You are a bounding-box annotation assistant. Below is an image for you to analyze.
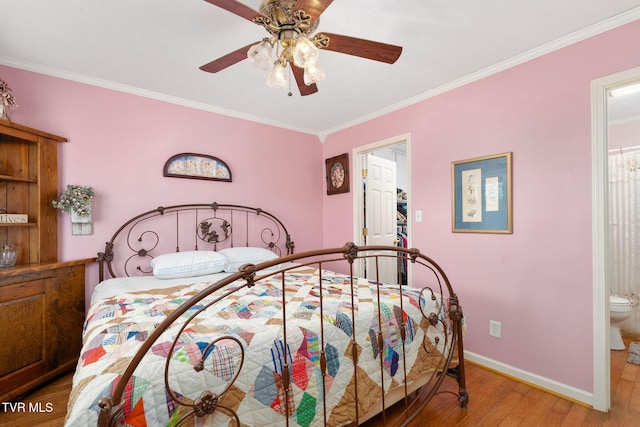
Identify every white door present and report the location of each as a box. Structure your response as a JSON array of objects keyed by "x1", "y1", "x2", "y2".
[{"x1": 365, "y1": 154, "x2": 398, "y2": 284}]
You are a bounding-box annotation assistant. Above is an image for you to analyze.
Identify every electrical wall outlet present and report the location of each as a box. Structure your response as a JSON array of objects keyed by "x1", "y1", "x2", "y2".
[{"x1": 489, "y1": 320, "x2": 501, "y2": 338}]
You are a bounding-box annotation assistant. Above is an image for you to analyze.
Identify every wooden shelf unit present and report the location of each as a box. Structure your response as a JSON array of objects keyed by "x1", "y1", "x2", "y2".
[{"x1": 0, "y1": 118, "x2": 66, "y2": 265}]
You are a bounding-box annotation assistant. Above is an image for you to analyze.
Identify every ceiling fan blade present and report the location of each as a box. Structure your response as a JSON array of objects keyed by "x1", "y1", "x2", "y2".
[
  {"x1": 203, "y1": 0, "x2": 263, "y2": 22},
  {"x1": 291, "y1": 64, "x2": 318, "y2": 96},
  {"x1": 293, "y1": 0, "x2": 334, "y2": 22},
  {"x1": 316, "y1": 32, "x2": 402, "y2": 64},
  {"x1": 200, "y1": 42, "x2": 256, "y2": 73}
]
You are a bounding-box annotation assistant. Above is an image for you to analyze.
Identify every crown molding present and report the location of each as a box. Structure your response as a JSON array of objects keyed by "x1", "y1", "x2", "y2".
[
  {"x1": 321, "y1": 8, "x2": 640, "y2": 139},
  {"x1": 0, "y1": 56, "x2": 320, "y2": 137}
]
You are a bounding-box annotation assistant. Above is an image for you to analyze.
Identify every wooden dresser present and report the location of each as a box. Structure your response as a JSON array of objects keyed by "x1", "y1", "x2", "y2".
[
  {"x1": 0, "y1": 260, "x2": 93, "y2": 401},
  {"x1": 0, "y1": 119, "x2": 94, "y2": 400}
]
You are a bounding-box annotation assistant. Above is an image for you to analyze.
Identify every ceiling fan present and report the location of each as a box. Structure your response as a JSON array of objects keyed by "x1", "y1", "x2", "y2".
[{"x1": 200, "y1": 0, "x2": 403, "y2": 96}]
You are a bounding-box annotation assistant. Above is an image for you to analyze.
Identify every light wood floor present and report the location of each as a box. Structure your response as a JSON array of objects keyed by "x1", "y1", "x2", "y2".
[{"x1": 1, "y1": 338, "x2": 638, "y2": 426}]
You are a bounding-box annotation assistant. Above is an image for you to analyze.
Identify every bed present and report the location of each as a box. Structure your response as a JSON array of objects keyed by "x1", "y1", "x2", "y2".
[{"x1": 64, "y1": 203, "x2": 467, "y2": 426}]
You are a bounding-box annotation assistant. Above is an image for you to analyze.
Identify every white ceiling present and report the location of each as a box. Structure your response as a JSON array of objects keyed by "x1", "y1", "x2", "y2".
[{"x1": 2, "y1": 1, "x2": 640, "y2": 137}]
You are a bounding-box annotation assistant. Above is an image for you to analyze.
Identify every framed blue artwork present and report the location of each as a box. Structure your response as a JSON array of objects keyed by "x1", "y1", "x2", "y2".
[
  {"x1": 163, "y1": 153, "x2": 232, "y2": 182},
  {"x1": 452, "y1": 152, "x2": 512, "y2": 233}
]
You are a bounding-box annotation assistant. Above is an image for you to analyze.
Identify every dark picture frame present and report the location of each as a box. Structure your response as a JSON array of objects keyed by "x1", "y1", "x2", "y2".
[
  {"x1": 325, "y1": 153, "x2": 350, "y2": 195},
  {"x1": 163, "y1": 153, "x2": 232, "y2": 182},
  {"x1": 452, "y1": 152, "x2": 512, "y2": 233}
]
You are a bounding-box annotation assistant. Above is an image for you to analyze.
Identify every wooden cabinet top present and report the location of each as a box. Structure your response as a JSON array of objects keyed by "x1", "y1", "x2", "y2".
[
  {"x1": 0, "y1": 118, "x2": 68, "y2": 143},
  {"x1": 0, "y1": 258, "x2": 95, "y2": 280}
]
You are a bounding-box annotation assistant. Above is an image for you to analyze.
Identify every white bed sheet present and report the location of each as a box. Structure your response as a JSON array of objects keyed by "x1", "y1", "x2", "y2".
[
  {"x1": 90, "y1": 272, "x2": 234, "y2": 303},
  {"x1": 91, "y1": 262, "x2": 299, "y2": 303}
]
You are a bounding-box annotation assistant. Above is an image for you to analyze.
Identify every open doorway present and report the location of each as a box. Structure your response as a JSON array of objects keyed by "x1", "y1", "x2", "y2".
[
  {"x1": 592, "y1": 66, "x2": 640, "y2": 412},
  {"x1": 607, "y1": 81, "x2": 640, "y2": 345},
  {"x1": 352, "y1": 134, "x2": 411, "y2": 283}
]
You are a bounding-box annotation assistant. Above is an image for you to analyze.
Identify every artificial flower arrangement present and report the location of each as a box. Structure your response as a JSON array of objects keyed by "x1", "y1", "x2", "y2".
[
  {"x1": 627, "y1": 293, "x2": 640, "y2": 308},
  {"x1": 52, "y1": 185, "x2": 95, "y2": 217},
  {"x1": 0, "y1": 78, "x2": 17, "y2": 120}
]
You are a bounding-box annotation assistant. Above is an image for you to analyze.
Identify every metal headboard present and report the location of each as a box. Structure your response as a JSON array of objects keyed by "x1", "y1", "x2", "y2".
[{"x1": 97, "y1": 202, "x2": 294, "y2": 280}]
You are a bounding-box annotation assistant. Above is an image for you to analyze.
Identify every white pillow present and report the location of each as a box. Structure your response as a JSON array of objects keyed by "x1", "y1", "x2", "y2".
[
  {"x1": 218, "y1": 247, "x2": 279, "y2": 272},
  {"x1": 150, "y1": 251, "x2": 228, "y2": 279}
]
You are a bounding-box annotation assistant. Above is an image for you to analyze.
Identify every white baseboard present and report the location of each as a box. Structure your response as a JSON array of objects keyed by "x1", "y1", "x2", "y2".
[{"x1": 464, "y1": 350, "x2": 594, "y2": 407}]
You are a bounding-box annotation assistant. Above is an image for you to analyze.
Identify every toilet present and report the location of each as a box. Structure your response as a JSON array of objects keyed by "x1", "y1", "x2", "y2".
[{"x1": 610, "y1": 296, "x2": 633, "y2": 350}]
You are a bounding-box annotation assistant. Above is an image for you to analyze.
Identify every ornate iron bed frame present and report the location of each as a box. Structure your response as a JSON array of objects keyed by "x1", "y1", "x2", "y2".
[
  {"x1": 89, "y1": 203, "x2": 467, "y2": 426},
  {"x1": 97, "y1": 202, "x2": 295, "y2": 281}
]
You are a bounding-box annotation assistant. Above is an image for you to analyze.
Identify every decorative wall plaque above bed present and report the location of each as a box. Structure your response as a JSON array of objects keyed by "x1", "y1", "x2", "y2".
[{"x1": 163, "y1": 153, "x2": 232, "y2": 182}]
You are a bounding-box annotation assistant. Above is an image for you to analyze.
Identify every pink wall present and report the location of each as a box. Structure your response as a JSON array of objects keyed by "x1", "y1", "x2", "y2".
[
  {"x1": 322, "y1": 20, "x2": 640, "y2": 394},
  {"x1": 0, "y1": 65, "x2": 324, "y2": 298}
]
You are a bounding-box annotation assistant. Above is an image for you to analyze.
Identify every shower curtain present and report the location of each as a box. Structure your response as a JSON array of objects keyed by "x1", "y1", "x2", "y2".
[{"x1": 609, "y1": 149, "x2": 640, "y2": 335}]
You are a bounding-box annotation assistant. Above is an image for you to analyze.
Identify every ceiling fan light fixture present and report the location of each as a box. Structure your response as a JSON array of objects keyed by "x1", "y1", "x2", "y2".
[
  {"x1": 267, "y1": 60, "x2": 289, "y2": 89},
  {"x1": 303, "y1": 62, "x2": 325, "y2": 85},
  {"x1": 247, "y1": 39, "x2": 274, "y2": 71},
  {"x1": 292, "y1": 35, "x2": 319, "y2": 68},
  {"x1": 201, "y1": 0, "x2": 402, "y2": 96}
]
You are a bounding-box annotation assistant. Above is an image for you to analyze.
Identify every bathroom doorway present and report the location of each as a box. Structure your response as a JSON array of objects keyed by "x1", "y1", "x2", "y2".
[
  {"x1": 607, "y1": 86, "x2": 640, "y2": 339},
  {"x1": 592, "y1": 66, "x2": 640, "y2": 412}
]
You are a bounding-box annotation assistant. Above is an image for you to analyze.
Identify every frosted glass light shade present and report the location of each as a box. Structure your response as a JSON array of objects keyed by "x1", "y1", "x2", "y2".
[
  {"x1": 293, "y1": 36, "x2": 319, "y2": 68},
  {"x1": 303, "y1": 63, "x2": 325, "y2": 85},
  {"x1": 247, "y1": 41, "x2": 273, "y2": 70},
  {"x1": 267, "y1": 62, "x2": 289, "y2": 88}
]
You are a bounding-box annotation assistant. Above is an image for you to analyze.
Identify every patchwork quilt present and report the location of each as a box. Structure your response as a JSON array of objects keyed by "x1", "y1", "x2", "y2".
[{"x1": 65, "y1": 267, "x2": 452, "y2": 427}]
